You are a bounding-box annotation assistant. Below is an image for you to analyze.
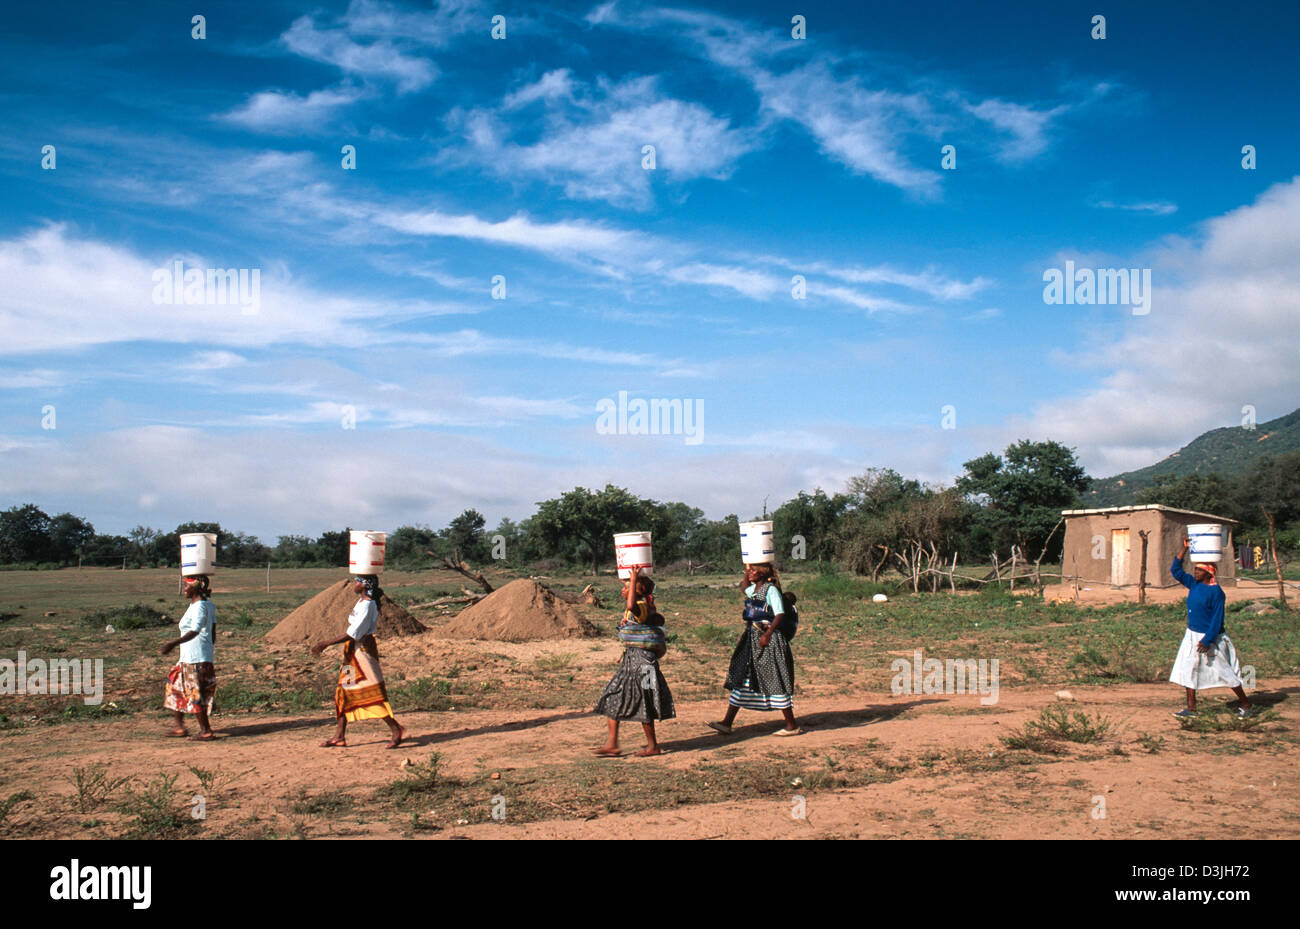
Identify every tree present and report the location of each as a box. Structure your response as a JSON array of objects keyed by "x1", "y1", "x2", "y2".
[
  {"x1": 315, "y1": 530, "x2": 350, "y2": 567},
  {"x1": 683, "y1": 514, "x2": 741, "y2": 571},
  {"x1": 47, "y1": 512, "x2": 95, "y2": 564},
  {"x1": 532, "y1": 485, "x2": 659, "y2": 574},
  {"x1": 0, "y1": 504, "x2": 52, "y2": 564},
  {"x1": 1137, "y1": 473, "x2": 1239, "y2": 519},
  {"x1": 957, "y1": 440, "x2": 1090, "y2": 560},
  {"x1": 1238, "y1": 451, "x2": 1300, "y2": 607},
  {"x1": 444, "y1": 509, "x2": 489, "y2": 563},
  {"x1": 772, "y1": 489, "x2": 850, "y2": 565}
]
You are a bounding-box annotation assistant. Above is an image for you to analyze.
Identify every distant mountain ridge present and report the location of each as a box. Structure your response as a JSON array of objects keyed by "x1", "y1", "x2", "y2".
[{"x1": 1083, "y1": 407, "x2": 1300, "y2": 507}]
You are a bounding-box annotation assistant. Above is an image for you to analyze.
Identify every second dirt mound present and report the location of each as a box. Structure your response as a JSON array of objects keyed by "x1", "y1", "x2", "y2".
[
  {"x1": 440, "y1": 579, "x2": 599, "y2": 641},
  {"x1": 265, "y1": 579, "x2": 427, "y2": 647}
]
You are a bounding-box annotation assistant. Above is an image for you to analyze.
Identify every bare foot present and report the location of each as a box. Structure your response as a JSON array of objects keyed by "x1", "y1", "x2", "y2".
[
  {"x1": 592, "y1": 746, "x2": 622, "y2": 757},
  {"x1": 634, "y1": 746, "x2": 663, "y2": 757},
  {"x1": 192, "y1": 732, "x2": 216, "y2": 742},
  {"x1": 385, "y1": 724, "x2": 406, "y2": 750},
  {"x1": 320, "y1": 737, "x2": 347, "y2": 748}
]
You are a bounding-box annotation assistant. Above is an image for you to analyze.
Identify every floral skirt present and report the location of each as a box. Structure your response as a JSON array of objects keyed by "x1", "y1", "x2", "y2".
[{"x1": 164, "y1": 661, "x2": 216, "y2": 715}]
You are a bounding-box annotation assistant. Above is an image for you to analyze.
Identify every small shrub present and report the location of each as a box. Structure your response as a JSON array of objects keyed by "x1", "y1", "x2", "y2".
[
  {"x1": 69, "y1": 764, "x2": 132, "y2": 813},
  {"x1": 118, "y1": 774, "x2": 193, "y2": 838},
  {"x1": 1137, "y1": 732, "x2": 1165, "y2": 753},
  {"x1": 0, "y1": 790, "x2": 34, "y2": 826},
  {"x1": 1001, "y1": 705, "x2": 1112, "y2": 752},
  {"x1": 378, "y1": 754, "x2": 444, "y2": 803},
  {"x1": 289, "y1": 788, "x2": 355, "y2": 816}
]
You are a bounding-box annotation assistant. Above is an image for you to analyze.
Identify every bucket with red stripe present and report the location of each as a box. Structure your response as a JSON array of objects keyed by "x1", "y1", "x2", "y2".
[
  {"x1": 349, "y1": 530, "x2": 386, "y2": 573},
  {"x1": 614, "y1": 531, "x2": 653, "y2": 579}
]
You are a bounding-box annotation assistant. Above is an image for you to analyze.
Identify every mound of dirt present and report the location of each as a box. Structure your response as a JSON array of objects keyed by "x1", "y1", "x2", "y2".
[
  {"x1": 439, "y1": 579, "x2": 599, "y2": 641},
  {"x1": 265, "y1": 579, "x2": 426, "y2": 647}
]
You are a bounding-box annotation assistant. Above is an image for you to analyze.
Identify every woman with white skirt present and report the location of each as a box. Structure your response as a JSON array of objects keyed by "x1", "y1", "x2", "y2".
[{"x1": 1168, "y1": 538, "x2": 1253, "y2": 719}]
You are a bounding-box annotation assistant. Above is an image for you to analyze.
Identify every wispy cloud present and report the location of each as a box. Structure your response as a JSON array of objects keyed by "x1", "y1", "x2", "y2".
[{"x1": 448, "y1": 71, "x2": 757, "y2": 208}]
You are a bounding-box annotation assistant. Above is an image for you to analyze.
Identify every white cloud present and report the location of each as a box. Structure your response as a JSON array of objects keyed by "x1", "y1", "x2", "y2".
[
  {"x1": 1094, "y1": 199, "x2": 1178, "y2": 216},
  {"x1": 282, "y1": 13, "x2": 438, "y2": 93},
  {"x1": 1020, "y1": 176, "x2": 1300, "y2": 476},
  {"x1": 0, "y1": 224, "x2": 477, "y2": 355},
  {"x1": 220, "y1": 85, "x2": 369, "y2": 133},
  {"x1": 964, "y1": 98, "x2": 1066, "y2": 164},
  {"x1": 450, "y1": 73, "x2": 756, "y2": 208}
]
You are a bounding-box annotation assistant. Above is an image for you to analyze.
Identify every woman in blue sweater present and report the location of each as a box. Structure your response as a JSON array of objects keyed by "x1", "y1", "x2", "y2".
[{"x1": 1169, "y1": 538, "x2": 1253, "y2": 719}]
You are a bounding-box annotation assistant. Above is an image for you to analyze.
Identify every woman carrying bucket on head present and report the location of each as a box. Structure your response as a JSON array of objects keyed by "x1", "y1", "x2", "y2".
[
  {"x1": 593, "y1": 534, "x2": 675, "y2": 757},
  {"x1": 160, "y1": 567, "x2": 218, "y2": 741},
  {"x1": 709, "y1": 522, "x2": 801, "y2": 736},
  {"x1": 312, "y1": 574, "x2": 405, "y2": 749}
]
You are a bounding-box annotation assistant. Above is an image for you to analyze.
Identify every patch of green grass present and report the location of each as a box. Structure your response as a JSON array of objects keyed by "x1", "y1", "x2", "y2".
[
  {"x1": 218, "y1": 680, "x2": 327, "y2": 713},
  {"x1": 533, "y1": 653, "x2": 576, "y2": 672},
  {"x1": 692, "y1": 624, "x2": 733, "y2": 644},
  {"x1": 289, "y1": 788, "x2": 356, "y2": 816},
  {"x1": 69, "y1": 764, "x2": 133, "y2": 813},
  {"x1": 377, "y1": 754, "x2": 449, "y2": 804},
  {"x1": 389, "y1": 675, "x2": 452, "y2": 712},
  {"x1": 1137, "y1": 731, "x2": 1166, "y2": 753},
  {"x1": 186, "y1": 764, "x2": 251, "y2": 800},
  {"x1": 1177, "y1": 704, "x2": 1281, "y2": 733},
  {"x1": 1001, "y1": 705, "x2": 1112, "y2": 752},
  {"x1": 117, "y1": 773, "x2": 195, "y2": 838},
  {"x1": 0, "y1": 790, "x2": 34, "y2": 826},
  {"x1": 81, "y1": 603, "x2": 171, "y2": 630}
]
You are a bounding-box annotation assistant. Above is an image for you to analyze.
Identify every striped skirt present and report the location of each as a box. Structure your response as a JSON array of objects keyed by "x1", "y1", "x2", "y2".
[
  {"x1": 725, "y1": 624, "x2": 795, "y2": 711},
  {"x1": 335, "y1": 636, "x2": 394, "y2": 722}
]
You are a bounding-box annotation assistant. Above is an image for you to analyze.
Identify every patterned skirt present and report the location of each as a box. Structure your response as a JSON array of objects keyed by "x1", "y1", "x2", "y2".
[
  {"x1": 164, "y1": 661, "x2": 216, "y2": 715},
  {"x1": 725, "y1": 624, "x2": 795, "y2": 711},
  {"x1": 335, "y1": 636, "x2": 394, "y2": 722},
  {"x1": 594, "y1": 648, "x2": 676, "y2": 722}
]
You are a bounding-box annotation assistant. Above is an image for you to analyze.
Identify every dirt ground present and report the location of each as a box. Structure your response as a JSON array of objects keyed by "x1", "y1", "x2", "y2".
[{"x1": 6, "y1": 679, "x2": 1297, "y2": 840}]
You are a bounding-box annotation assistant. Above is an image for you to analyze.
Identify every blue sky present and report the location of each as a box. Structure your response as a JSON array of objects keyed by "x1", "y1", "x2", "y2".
[{"x1": 2, "y1": 0, "x2": 1298, "y2": 540}]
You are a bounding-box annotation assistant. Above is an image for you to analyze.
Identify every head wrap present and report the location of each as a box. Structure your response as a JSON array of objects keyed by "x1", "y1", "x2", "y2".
[
  {"x1": 1195, "y1": 562, "x2": 1217, "y2": 577},
  {"x1": 354, "y1": 574, "x2": 382, "y2": 601},
  {"x1": 183, "y1": 575, "x2": 211, "y2": 600}
]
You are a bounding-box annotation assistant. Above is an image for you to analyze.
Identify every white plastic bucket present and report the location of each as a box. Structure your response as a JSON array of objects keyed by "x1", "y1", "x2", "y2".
[
  {"x1": 180, "y1": 533, "x2": 217, "y2": 576},
  {"x1": 614, "y1": 531, "x2": 653, "y2": 579},
  {"x1": 739, "y1": 520, "x2": 775, "y2": 564},
  {"x1": 1187, "y1": 523, "x2": 1224, "y2": 563},
  {"x1": 349, "y1": 530, "x2": 386, "y2": 574}
]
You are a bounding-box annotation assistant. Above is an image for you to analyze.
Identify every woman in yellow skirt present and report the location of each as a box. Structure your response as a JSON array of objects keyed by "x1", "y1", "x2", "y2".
[{"x1": 311, "y1": 575, "x2": 405, "y2": 749}]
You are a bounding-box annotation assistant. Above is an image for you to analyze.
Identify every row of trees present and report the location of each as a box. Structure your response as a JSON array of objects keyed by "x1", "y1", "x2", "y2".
[{"x1": 4, "y1": 443, "x2": 1297, "y2": 575}]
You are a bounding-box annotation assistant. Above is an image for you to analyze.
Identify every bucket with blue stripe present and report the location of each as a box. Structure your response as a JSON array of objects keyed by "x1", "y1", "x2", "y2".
[{"x1": 739, "y1": 520, "x2": 775, "y2": 564}]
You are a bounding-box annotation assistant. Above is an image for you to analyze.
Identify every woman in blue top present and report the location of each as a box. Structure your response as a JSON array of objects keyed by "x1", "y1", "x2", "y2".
[
  {"x1": 160, "y1": 574, "x2": 217, "y2": 740},
  {"x1": 709, "y1": 563, "x2": 801, "y2": 736},
  {"x1": 1169, "y1": 537, "x2": 1253, "y2": 719}
]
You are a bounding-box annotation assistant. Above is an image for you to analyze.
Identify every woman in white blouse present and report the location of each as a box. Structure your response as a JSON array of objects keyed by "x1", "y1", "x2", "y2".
[{"x1": 311, "y1": 575, "x2": 405, "y2": 749}]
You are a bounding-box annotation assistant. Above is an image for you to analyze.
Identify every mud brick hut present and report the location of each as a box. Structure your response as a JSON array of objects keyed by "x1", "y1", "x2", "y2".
[{"x1": 1060, "y1": 505, "x2": 1237, "y2": 588}]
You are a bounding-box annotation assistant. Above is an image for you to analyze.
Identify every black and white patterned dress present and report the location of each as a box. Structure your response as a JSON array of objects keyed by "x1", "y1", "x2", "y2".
[
  {"x1": 724, "y1": 582, "x2": 795, "y2": 710},
  {"x1": 594, "y1": 601, "x2": 676, "y2": 722}
]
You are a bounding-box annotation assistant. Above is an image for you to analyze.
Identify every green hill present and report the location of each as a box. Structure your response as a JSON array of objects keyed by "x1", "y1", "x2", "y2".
[{"x1": 1083, "y1": 407, "x2": 1300, "y2": 507}]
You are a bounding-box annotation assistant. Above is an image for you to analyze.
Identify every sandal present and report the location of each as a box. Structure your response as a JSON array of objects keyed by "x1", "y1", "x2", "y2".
[
  {"x1": 773, "y1": 727, "x2": 804, "y2": 737},
  {"x1": 320, "y1": 737, "x2": 347, "y2": 748},
  {"x1": 707, "y1": 721, "x2": 733, "y2": 735}
]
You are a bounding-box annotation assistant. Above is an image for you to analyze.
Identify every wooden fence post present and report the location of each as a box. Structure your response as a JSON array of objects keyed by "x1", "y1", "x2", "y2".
[{"x1": 1137, "y1": 530, "x2": 1149, "y2": 605}]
